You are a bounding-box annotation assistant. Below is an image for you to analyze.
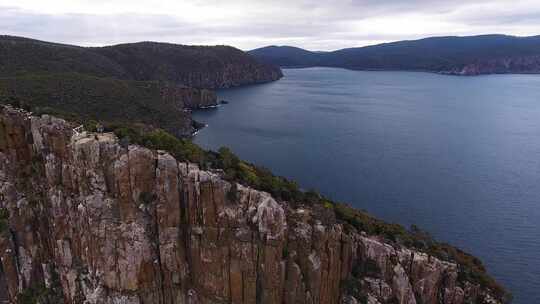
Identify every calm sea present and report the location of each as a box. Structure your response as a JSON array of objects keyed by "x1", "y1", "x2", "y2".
[{"x1": 193, "y1": 67, "x2": 540, "y2": 303}]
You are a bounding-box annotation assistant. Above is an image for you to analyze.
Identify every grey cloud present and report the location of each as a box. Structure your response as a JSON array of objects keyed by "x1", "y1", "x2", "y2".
[
  {"x1": 452, "y1": 10, "x2": 540, "y2": 26},
  {"x1": 1, "y1": 1, "x2": 539, "y2": 51}
]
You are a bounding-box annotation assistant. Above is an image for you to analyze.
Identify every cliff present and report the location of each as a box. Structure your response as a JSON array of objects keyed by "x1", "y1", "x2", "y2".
[
  {"x1": 0, "y1": 36, "x2": 284, "y2": 137},
  {"x1": 0, "y1": 36, "x2": 283, "y2": 89},
  {"x1": 95, "y1": 42, "x2": 283, "y2": 89},
  {"x1": 0, "y1": 106, "x2": 505, "y2": 304},
  {"x1": 160, "y1": 85, "x2": 217, "y2": 109}
]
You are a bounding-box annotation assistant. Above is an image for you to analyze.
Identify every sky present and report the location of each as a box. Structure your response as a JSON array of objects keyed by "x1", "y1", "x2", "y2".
[{"x1": 1, "y1": 0, "x2": 540, "y2": 51}]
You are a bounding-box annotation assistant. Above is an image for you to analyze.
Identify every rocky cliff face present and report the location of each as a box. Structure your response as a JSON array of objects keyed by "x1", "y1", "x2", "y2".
[
  {"x1": 0, "y1": 106, "x2": 503, "y2": 304},
  {"x1": 161, "y1": 86, "x2": 218, "y2": 110},
  {"x1": 441, "y1": 56, "x2": 540, "y2": 76},
  {"x1": 94, "y1": 43, "x2": 283, "y2": 89},
  {"x1": 170, "y1": 63, "x2": 284, "y2": 89}
]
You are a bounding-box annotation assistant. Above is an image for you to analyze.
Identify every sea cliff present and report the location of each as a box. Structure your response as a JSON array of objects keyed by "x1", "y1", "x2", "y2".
[
  {"x1": 0, "y1": 106, "x2": 505, "y2": 304},
  {"x1": 440, "y1": 55, "x2": 540, "y2": 75},
  {"x1": 0, "y1": 36, "x2": 284, "y2": 125}
]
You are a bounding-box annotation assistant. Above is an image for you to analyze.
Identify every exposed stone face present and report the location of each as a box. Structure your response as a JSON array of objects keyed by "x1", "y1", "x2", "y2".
[
  {"x1": 161, "y1": 86, "x2": 218, "y2": 110},
  {"x1": 93, "y1": 42, "x2": 284, "y2": 90},
  {"x1": 441, "y1": 55, "x2": 540, "y2": 75},
  {"x1": 0, "y1": 106, "x2": 503, "y2": 304},
  {"x1": 173, "y1": 63, "x2": 284, "y2": 89}
]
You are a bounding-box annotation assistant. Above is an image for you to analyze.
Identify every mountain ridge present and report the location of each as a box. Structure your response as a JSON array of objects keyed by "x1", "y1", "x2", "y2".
[
  {"x1": 0, "y1": 35, "x2": 282, "y2": 137},
  {"x1": 0, "y1": 35, "x2": 283, "y2": 89},
  {"x1": 249, "y1": 34, "x2": 540, "y2": 75}
]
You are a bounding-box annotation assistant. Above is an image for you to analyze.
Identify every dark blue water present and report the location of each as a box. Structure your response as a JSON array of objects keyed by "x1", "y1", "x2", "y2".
[{"x1": 193, "y1": 67, "x2": 540, "y2": 304}]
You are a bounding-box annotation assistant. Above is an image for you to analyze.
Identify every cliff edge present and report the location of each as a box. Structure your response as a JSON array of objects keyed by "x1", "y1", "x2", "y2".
[{"x1": 0, "y1": 106, "x2": 506, "y2": 304}]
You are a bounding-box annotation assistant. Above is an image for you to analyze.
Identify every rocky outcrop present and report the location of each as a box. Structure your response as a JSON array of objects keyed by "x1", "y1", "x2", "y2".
[
  {"x1": 441, "y1": 56, "x2": 540, "y2": 76},
  {"x1": 161, "y1": 86, "x2": 218, "y2": 109},
  {"x1": 95, "y1": 42, "x2": 283, "y2": 89},
  {"x1": 170, "y1": 62, "x2": 283, "y2": 89},
  {"x1": 0, "y1": 106, "x2": 504, "y2": 304}
]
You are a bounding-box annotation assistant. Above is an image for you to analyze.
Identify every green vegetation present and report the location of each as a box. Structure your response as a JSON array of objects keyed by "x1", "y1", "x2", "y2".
[
  {"x1": 95, "y1": 42, "x2": 282, "y2": 88},
  {"x1": 334, "y1": 202, "x2": 508, "y2": 299},
  {"x1": 112, "y1": 126, "x2": 306, "y2": 202},
  {"x1": 250, "y1": 35, "x2": 540, "y2": 73},
  {"x1": 0, "y1": 72, "x2": 195, "y2": 137},
  {"x1": 113, "y1": 127, "x2": 207, "y2": 164},
  {"x1": 0, "y1": 35, "x2": 281, "y2": 89}
]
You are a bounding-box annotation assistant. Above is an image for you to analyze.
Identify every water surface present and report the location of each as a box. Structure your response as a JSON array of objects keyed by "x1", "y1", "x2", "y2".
[{"x1": 193, "y1": 67, "x2": 540, "y2": 303}]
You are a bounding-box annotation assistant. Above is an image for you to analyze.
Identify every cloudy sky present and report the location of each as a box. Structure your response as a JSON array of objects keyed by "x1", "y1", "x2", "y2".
[{"x1": 1, "y1": 0, "x2": 540, "y2": 51}]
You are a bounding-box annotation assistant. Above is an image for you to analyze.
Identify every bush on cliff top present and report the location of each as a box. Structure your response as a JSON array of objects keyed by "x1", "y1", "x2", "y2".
[{"x1": 112, "y1": 127, "x2": 305, "y2": 203}]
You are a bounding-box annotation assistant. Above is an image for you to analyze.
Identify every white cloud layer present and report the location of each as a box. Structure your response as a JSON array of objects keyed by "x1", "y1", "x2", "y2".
[{"x1": 1, "y1": 0, "x2": 540, "y2": 50}]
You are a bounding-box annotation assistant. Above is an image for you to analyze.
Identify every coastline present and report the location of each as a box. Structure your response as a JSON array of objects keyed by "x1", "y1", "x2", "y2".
[{"x1": 279, "y1": 65, "x2": 540, "y2": 76}]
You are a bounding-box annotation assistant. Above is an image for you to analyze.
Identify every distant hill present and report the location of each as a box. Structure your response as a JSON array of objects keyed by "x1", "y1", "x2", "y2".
[
  {"x1": 248, "y1": 45, "x2": 324, "y2": 67},
  {"x1": 0, "y1": 73, "x2": 200, "y2": 136},
  {"x1": 94, "y1": 42, "x2": 282, "y2": 88},
  {"x1": 0, "y1": 35, "x2": 282, "y2": 89},
  {"x1": 0, "y1": 36, "x2": 128, "y2": 78},
  {"x1": 249, "y1": 35, "x2": 540, "y2": 75},
  {"x1": 0, "y1": 35, "x2": 283, "y2": 137}
]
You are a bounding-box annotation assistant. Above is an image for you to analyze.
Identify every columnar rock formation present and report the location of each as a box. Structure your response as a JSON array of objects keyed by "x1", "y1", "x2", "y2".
[
  {"x1": 0, "y1": 106, "x2": 503, "y2": 304},
  {"x1": 161, "y1": 86, "x2": 218, "y2": 110}
]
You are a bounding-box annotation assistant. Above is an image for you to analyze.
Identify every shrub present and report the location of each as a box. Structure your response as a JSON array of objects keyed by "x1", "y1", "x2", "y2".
[{"x1": 84, "y1": 120, "x2": 99, "y2": 132}]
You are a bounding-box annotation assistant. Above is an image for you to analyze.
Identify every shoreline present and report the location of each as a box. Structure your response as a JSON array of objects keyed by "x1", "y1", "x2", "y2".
[{"x1": 280, "y1": 65, "x2": 540, "y2": 77}]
